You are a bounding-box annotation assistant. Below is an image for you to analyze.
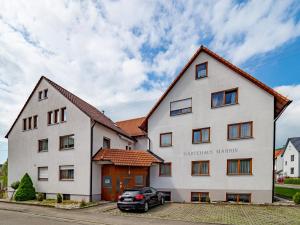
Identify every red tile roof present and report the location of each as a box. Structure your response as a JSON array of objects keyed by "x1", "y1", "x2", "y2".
[
  {"x1": 5, "y1": 76, "x2": 133, "y2": 140},
  {"x1": 275, "y1": 148, "x2": 284, "y2": 158},
  {"x1": 140, "y1": 45, "x2": 292, "y2": 131},
  {"x1": 116, "y1": 117, "x2": 146, "y2": 137},
  {"x1": 92, "y1": 149, "x2": 162, "y2": 166}
]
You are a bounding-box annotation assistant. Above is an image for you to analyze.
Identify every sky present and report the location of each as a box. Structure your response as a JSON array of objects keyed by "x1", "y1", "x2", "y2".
[{"x1": 0, "y1": 0, "x2": 300, "y2": 164}]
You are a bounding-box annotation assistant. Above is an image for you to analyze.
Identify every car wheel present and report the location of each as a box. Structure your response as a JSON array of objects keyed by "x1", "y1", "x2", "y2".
[
  {"x1": 144, "y1": 202, "x2": 149, "y2": 212},
  {"x1": 160, "y1": 197, "x2": 165, "y2": 205}
]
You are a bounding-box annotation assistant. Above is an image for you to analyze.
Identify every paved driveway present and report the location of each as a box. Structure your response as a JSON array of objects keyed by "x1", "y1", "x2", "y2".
[{"x1": 0, "y1": 202, "x2": 211, "y2": 225}]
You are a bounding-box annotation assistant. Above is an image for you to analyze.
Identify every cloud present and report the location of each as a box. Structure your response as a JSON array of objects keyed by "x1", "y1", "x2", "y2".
[
  {"x1": 0, "y1": 0, "x2": 299, "y2": 163},
  {"x1": 275, "y1": 85, "x2": 300, "y2": 147}
]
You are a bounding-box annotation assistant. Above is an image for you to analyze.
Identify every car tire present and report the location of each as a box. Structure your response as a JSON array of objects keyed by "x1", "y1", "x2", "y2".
[
  {"x1": 144, "y1": 202, "x2": 149, "y2": 212},
  {"x1": 160, "y1": 197, "x2": 165, "y2": 205}
]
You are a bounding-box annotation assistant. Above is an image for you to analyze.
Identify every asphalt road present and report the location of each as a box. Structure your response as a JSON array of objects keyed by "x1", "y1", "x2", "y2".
[{"x1": 0, "y1": 202, "x2": 212, "y2": 225}]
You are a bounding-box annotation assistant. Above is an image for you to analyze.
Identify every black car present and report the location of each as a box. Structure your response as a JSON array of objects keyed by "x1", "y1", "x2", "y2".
[{"x1": 117, "y1": 187, "x2": 165, "y2": 212}]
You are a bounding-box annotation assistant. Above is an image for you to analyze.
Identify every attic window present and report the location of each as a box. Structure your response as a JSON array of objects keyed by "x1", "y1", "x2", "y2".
[
  {"x1": 170, "y1": 98, "x2": 192, "y2": 116},
  {"x1": 195, "y1": 62, "x2": 207, "y2": 79},
  {"x1": 39, "y1": 89, "x2": 48, "y2": 101}
]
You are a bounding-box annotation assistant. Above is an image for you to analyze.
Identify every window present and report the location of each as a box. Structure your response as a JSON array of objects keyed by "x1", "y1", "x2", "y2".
[
  {"x1": 44, "y1": 89, "x2": 48, "y2": 98},
  {"x1": 135, "y1": 175, "x2": 144, "y2": 186},
  {"x1": 195, "y1": 62, "x2": 207, "y2": 79},
  {"x1": 211, "y1": 88, "x2": 238, "y2": 108},
  {"x1": 38, "y1": 139, "x2": 48, "y2": 152},
  {"x1": 103, "y1": 176, "x2": 112, "y2": 187},
  {"x1": 103, "y1": 137, "x2": 111, "y2": 149},
  {"x1": 226, "y1": 193, "x2": 251, "y2": 203},
  {"x1": 54, "y1": 109, "x2": 59, "y2": 123},
  {"x1": 193, "y1": 128, "x2": 210, "y2": 144},
  {"x1": 63, "y1": 194, "x2": 70, "y2": 200},
  {"x1": 28, "y1": 117, "x2": 32, "y2": 129},
  {"x1": 38, "y1": 91, "x2": 43, "y2": 100},
  {"x1": 60, "y1": 135, "x2": 74, "y2": 150},
  {"x1": 227, "y1": 159, "x2": 252, "y2": 175},
  {"x1": 23, "y1": 118, "x2": 27, "y2": 130},
  {"x1": 161, "y1": 192, "x2": 171, "y2": 201},
  {"x1": 38, "y1": 167, "x2": 48, "y2": 181},
  {"x1": 191, "y1": 161, "x2": 210, "y2": 176},
  {"x1": 160, "y1": 133, "x2": 172, "y2": 147},
  {"x1": 59, "y1": 165, "x2": 74, "y2": 180},
  {"x1": 228, "y1": 122, "x2": 253, "y2": 140},
  {"x1": 291, "y1": 155, "x2": 294, "y2": 162},
  {"x1": 191, "y1": 192, "x2": 209, "y2": 202},
  {"x1": 48, "y1": 111, "x2": 53, "y2": 125},
  {"x1": 61, "y1": 107, "x2": 66, "y2": 122},
  {"x1": 159, "y1": 163, "x2": 171, "y2": 176},
  {"x1": 291, "y1": 167, "x2": 294, "y2": 174},
  {"x1": 33, "y1": 115, "x2": 38, "y2": 129},
  {"x1": 170, "y1": 98, "x2": 192, "y2": 116}
]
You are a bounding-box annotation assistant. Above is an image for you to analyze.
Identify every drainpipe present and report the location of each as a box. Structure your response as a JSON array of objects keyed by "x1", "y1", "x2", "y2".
[
  {"x1": 90, "y1": 121, "x2": 96, "y2": 202},
  {"x1": 272, "y1": 116, "x2": 276, "y2": 203},
  {"x1": 146, "y1": 135, "x2": 151, "y2": 151}
]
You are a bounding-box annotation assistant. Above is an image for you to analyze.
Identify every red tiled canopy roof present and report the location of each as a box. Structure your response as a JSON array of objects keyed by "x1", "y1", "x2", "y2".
[
  {"x1": 275, "y1": 148, "x2": 284, "y2": 158},
  {"x1": 116, "y1": 117, "x2": 146, "y2": 137},
  {"x1": 92, "y1": 149, "x2": 162, "y2": 166}
]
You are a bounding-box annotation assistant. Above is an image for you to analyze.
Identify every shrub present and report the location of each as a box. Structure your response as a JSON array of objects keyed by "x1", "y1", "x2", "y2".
[
  {"x1": 80, "y1": 199, "x2": 87, "y2": 208},
  {"x1": 57, "y1": 193, "x2": 62, "y2": 203},
  {"x1": 14, "y1": 173, "x2": 36, "y2": 201},
  {"x1": 205, "y1": 196, "x2": 211, "y2": 203},
  {"x1": 284, "y1": 178, "x2": 300, "y2": 185},
  {"x1": 37, "y1": 193, "x2": 44, "y2": 201},
  {"x1": 293, "y1": 192, "x2": 300, "y2": 204}
]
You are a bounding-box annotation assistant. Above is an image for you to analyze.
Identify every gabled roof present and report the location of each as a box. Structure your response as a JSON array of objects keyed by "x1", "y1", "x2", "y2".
[
  {"x1": 116, "y1": 117, "x2": 146, "y2": 137},
  {"x1": 140, "y1": 45, "x2": 292, "y2": 130},
  {"x1": 285, "y1": 137, "x2": 300, "y2": 153},
  {"x1": 275, "y1": 148, "x2": 284, "y2": 158},
  {"x1": 92, "y1": 148, "x2": 162, "y2": 166},
  {"x1": 5, "y1": 76, "x2": 133, "y2": 140}
]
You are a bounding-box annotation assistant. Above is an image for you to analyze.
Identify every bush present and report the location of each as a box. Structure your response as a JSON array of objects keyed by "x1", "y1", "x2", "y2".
[
  {"x1": 14, "y1": 173, "x2": 36, "y2": 201},
  {"x1": 205, "y1": 196, "x2": 211, "y2": 203},
  {"x1": 293, "y1": 192, "x2": 300, "y2": 204},
  {"x1": 37, "y1": 193, "x2": 44, "y2": 201},
  {"x1": 57, "y1": 193, "x2": 62, "y2": 203},
  {"x1": 284, "y1": 178, "x2": 300, "y2": 185},
  {"x1": 80, "y1": 199, "x2": 87, "y2": 208}
]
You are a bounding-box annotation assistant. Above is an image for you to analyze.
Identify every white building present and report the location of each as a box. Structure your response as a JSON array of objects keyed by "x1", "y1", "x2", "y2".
[
  {"x1": 6, "y1": 46, "x2": 291, "y2": 204},
  {"x1": 283, "y1": 137, "x2": 300, "y2": 178},
  {"x1": 274, "y1": 148, "x2": 284, "y2": 180}
]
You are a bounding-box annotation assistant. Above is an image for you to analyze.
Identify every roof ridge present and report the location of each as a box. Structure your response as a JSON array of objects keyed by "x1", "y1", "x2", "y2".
[{"x1": 116, "y1": 116, "x2": 146, "y2": 123}]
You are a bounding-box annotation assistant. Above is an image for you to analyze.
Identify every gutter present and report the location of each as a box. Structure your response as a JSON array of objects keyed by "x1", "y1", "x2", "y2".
[{"x1": 90, "y1": 120, "x2": 96, "y2": 202}]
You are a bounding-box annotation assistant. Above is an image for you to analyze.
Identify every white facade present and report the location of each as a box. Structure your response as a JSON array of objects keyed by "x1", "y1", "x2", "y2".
[
  {"x1": 147, "y1": 51, "x2": 276, "y2": 203},
  {"x1": 283, "y1": 140, "x2": 300, "y2": 177}
]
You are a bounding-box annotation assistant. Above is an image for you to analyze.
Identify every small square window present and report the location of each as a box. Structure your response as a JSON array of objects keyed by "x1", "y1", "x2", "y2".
[
  {"x1": 60, "y1": 135, "x2": 74, "y2": 150},
  {"x1": 59, "y1": 165, "x2": 74, "y2": 180},
  {"x1": 38, "y1": 167, "x2": 48, "y2": 181},
  {"x1": 103, "y1": 137, "x2": 111, "y2": 149},
  {"x1": 63, "y1": 194, "x2": 70, "y2": 200},
  {"x1": 38, "y1": 139, "x2": 48, "y2": 152},
  {"x1": 193, "y1": 128, "x2": 210, "y2": 144},
  {"x1": 160, "y1": 133, "x2": 172, "y2": 147},
  {"x1": 135, "y1": 175, "x2": 144, "y2": 186},
  {"x1": 159, "y1": 163, "x2": 171, "y2": 176},
  {"x1": 195, "y1": 62, "x2": 207, "y2": 79}
]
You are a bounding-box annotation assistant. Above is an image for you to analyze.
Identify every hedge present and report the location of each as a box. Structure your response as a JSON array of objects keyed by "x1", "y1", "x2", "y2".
[
  {"x1": 274, "y1": 186, "x2": 300, "y2": 200},
  {"x1": 284, "y1": 178, "x2": 300, "y2": 185}
]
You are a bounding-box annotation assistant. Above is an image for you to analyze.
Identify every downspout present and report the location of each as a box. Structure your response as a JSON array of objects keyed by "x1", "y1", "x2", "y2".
[
  {"x1": 146, "y1": 135, "x2": 151, "y2": 151},
  {"x1": 90, "y1": 121, "x2": 96, "y2": 202},
  {"x1": 272, "y1": 114, "x2": 276, "y2": 203}
]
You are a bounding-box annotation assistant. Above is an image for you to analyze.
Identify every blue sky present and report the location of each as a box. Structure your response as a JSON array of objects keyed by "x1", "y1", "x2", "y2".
[{"x1": 1, "y1": 0, "x2": 300, "y2": 163}]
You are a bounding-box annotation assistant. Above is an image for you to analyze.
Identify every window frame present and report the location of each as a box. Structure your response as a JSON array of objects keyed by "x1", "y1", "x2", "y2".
[
  {"x1": 226, "y1": 193, "x2": 251, "y2": 203},
  {"x1": 38, "y1": 139, "x2": 48, "y2": 152},
  {"x1": 227, "y1": 121, "x2": 253, "y2": 140},
  {"x1": 59, "y1": 134, "x2": 75, "y2": 150},
  {"x1": 192, "y1": 127, "x2": 210, "y2": 144},
  {"x1": 61, "y1": 107, "x2": 67, "y2": 122},
  {"x1": 191, "y1": 160, "x2": 210, "y2": 176},
  {"x1": 160, "y1": 132, "x2": 172, "y2": 147},
  {"x1": 47, "y1": 111, "x2": 53, "y2": 125},
  {"x1": 291, "y1": 155, "x2": 294, "y2": 162},
  {"x1": 170, "y1": 98, "x2": 192, "y2": 116},
  {"x1": 195, "y1": 62, "x2": 208, "y2": 79},
  {"x1": 44, "y1": 89, "x2": 48, "y2": 99},
  {"x1": 227, "y1": 158, "x2": 252, "y2": 176},
  {"x1": 103, "y1": 137, "x2": 111, "y2": 149},
  {"x1": 211, "y1": 88, "x2": 238, "y2": 108},
  {"x1": 33, "y1": 115, "x2": 38, "y2": 129},
  {"x1": 291, "y1": 167, "x2": 294, "y2": 174},
  {"x1": 54, "y1": 109, "x2": 59, "y2": 124},
  {"x1": 59, "y1": 165, "x2": 74, "y2": 181},
  {"x1": 38, "y1": 166, "x2": 48, "y2": 181},
  {"x1": 191, "y1": 192, "x2": 209, "y2": 202},
  {"x1": 23, "y1": 118, "x2": 27, "y2": 131},
  {"x1": 159, "y1": 162, "x2": 172, "y2": 177},
  {"x1": 28, "y1": 117, "x2": 32, "y2": 130}
]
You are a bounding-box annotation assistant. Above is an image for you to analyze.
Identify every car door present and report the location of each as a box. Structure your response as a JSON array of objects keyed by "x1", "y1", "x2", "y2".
[
  {"x1": 143, "y1": 188, "x2": 153, "y2": 205},
  {"x1": 150, "y1": 187, "x2": 159, "y2": 205}
]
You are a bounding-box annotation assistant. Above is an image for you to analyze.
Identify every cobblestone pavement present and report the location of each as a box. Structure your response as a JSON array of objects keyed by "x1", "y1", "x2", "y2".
[{"x1": 105, "y1": 203, "x2": 300, "y2": 225}]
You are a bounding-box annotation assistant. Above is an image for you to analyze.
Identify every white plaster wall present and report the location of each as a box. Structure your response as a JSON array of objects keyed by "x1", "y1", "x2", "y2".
[
  {"x1": 283, "y1": 142, "x2": 300, "y2": 177},
  {"x1": 134, "y1": 136, "x2": 148, "y2": 150},
  {"x1": 148, "y1": 52, "x2": 274, "y2": 203},
  {"x1": 275, "y1": 155, "x2": 283, "y2": 173},
  {"x1": 8, "y1": 78, "x2": 91, "y2": 198}
]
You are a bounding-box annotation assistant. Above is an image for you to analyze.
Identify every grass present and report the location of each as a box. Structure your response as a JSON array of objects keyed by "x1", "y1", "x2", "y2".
[{"x1": 275, "y1": 186, "x2": 300, "y2": 199}]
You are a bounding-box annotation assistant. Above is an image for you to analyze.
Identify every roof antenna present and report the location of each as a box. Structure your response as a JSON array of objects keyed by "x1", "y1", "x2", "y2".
[{"x1": 102, "y1": 110, "x2": 105, "y2": 114}]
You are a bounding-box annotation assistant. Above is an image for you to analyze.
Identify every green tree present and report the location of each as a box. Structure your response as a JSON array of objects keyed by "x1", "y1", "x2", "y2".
[
  {"x1": 0, "y1": 160, "x2": 8, "y2": 189},
  {"x1": 14, "y1": 173, "x2": 36, "y2": 201}
]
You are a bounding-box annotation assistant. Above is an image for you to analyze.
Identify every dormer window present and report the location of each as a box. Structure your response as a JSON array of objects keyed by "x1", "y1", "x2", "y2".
[{"x1": 195, "y1": 62, "x2": 207, "y2": 79}]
